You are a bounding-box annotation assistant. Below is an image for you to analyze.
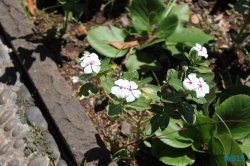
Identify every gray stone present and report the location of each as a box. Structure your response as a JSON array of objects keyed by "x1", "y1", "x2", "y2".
[
  {"x1": 4, "y1": 118, "x2": 16, "y2": 132},
  {"x1": 27, "y1": 156, "x2": 50, "y2": 166},
  {"x1": 0, "y1": 110, "x2": 13, "y2": 125},
  {"x1": 8, "y1": 159, "x2": 19, "y2": 166},
  {"x1": 108, "y1": 162, "x2": 118, "y2": 166},
  {"x1": 25, "y1": 106, "x2": 48, "y2": 130},
  {"x1": 13, "y1": 139, "x2": 25, "y2": 149},
  {"x1": 17, "y1": 85, "x2": 32, "y2": 100},
  {"x1": 0, "y1": 89, "x2": 11, "y2": 105},
  {"x1": 57, "y1": 159, "x2": 68, "y2": 166},
  {"x1": 45, "y1": 133, "x2": 60, "y2": 159},
  {"x1": 12, "y1": 125, "x2": 27, "y2": 137},
  {"x1": 0, "y1": 158, "x2": 5, "y2": 165},
  {"x1": 0, "y1": 40, "x2": 10, "y2": 63},
  {"x1": 0, "y1": 143, "x2": 11, "y2": 155},
  {"x1": 121, "y1": 121, "x2": 131, "y2": 136}
]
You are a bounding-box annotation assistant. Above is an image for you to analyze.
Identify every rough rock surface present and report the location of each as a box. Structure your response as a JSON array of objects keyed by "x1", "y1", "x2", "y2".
[{"x1": 0, "y1": 0, "x2": 110, "y2": 165}]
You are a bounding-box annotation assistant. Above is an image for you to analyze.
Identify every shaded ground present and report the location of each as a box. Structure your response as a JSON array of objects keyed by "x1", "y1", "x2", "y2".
[{"x1": 24, "y1": 0, "x2": 250, "y2": 165}]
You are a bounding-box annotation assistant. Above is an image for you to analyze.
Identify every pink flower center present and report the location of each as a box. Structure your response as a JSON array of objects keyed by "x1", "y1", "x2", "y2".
[
  {"x1": 119, "y1": 86, "x2": 123, "y2": 89},
  {"x1": 199, "y1": 84, "x2": 202, "y2": 88},
  {"x1": 87, "y1": 55, "x2": 91, "y2": 58},
  {"x1": 189, "y1": 81, "x2": 193, "y2": 85},
  {"x1": 89, "y1": 61, "x2": 93, "y2": 66},
  {"x1": 199, "y1": 49, "x2": 203, "y2": 52},
  {"x1": 128, "y1": 88, "x2": 132, "y2": 92}
]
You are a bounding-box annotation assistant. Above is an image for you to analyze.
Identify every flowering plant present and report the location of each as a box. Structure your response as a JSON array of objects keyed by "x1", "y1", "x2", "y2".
[{"x1": 73, "y1": 42, "x2": 250, "y2": 166}]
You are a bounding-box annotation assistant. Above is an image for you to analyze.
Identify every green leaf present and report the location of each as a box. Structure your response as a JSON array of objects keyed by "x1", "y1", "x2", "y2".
[
  {"x1": 169, "y1": 78, "x2": 184, "y2": 92},
  {"x1": 150, "y1": 104, "x2": 164, "y2": 114},
  {"x1": 209, "y1": 136, "x2": 226, "y2": 166},
  {"x1": 102, "y1": 75, "x2": 114, "y2": 94},
  {"x1": 99, "y1": 57, "x2": 112, "y2": 73},
  {"x1": 212, "y1": 95, "x2": 250, "y2": 139},
  {"x1": 161, "y1": 92, "x2": 182, "y2": 103},
  {"x1": 238, "y1": 134, "x2": 250, "y2": 162},
  {"x1": 79, "y1": 83, "x2": 100, "y2": 96},
  {"x1": 190, "y1": 66, "x2": 212, "y2": 73},
  {"x1": 155, "y1": 118, "x2": 193, "y2": 148},
  {"x1": 166, "y1": 69, "x2": 178, "y2": 81},
  {"x1": 125, "y1": 50, "x2": 161, "y2": 71},
  {"x1": 141, "y1": 85, "x2": 161, "y2": 102},
  {"x1": 167, "y1": 4, "x2": 190, "y2": 29},
  {"x1": 151, "y1": 139, "x2": 195, "y2": 166},
  {"x1": 218, "y1": 134, "x2": 245, "y2": 166},
  {"x1": 155, "y1": 14, "x2": 178, "y2": 39},
  {"x1": 79, "y1": 74, "x2": 95, "y2": 81},
  {"x1": 165, "y1": 28, "x2": 213, "y2": 59},
  {"x1": 87, "y1": 25, "x2": 128, "y2": 58},
  {"x1": 216, "y1": 85, "x2": 250, "y2": 107},
  {"x1": 121, "y1": 71, "x2": 139, "y2": 80},
  {"x1": 186, "y1": 94, "x2": 207, "y2": 104},
  {"x1": 107, "y1": 103, "x2": 123, "y2": 117},
  {"x1": 124, "y1": 97, "x2": 151, "y2": 111},
  {"x1": 137, "y1": 77, "x2": 153, "y2": 88},
  {"x1": 177, "y1": 101, "x2": 196, "y2": 124},
  {"x1": 144, "y1": 114, "x2": 161, "y2": 136},
  {"x1": 159, "y1": 114, "x2": 170, "y2": 131},
  {"x1": 129, "y1": 0, "x2": 165, "y2": 33},
  {"x1": 197, "y1": 72, "x2": 215, "y2": 82}
]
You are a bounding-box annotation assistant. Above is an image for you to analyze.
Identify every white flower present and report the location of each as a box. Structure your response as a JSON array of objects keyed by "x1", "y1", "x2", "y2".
[
  {"x1": 192, "y1": 43, "x2": 208, "y2": 59},
  {"x1": 111, "y1": 79, "x2": 130, "y2": 99},
  {"x1": 70, "y1": 76, "x2": 79, "y2": 83},
  {"x1": 80, "y1": 53, "x2": 101, "y2": 74},
  {"x1": 195, "y1": 77, "x2": 209, "y2": 98},
  {"x1": 111, "y1": 79, "x2": 141, "y2": 102},
  {"x1": 125, "y1": 81, "x2": 141, "y2": 102},
  {"x1": 183, "y1": 73, "x2": 199, "y2": 91}
]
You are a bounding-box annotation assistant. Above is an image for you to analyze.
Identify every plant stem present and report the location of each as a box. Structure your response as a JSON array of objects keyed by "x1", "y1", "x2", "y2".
[{"x1": 131, "y1": 111, "x2": 145, "y2": 158}]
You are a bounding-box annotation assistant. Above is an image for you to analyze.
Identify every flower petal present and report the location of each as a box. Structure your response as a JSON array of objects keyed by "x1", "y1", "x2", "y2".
[
  {"x1": 132, "y1": 90, "x2": 141, "y2": 98},
  {"x1": 84, "y1": 65, "x2": 92, "y2": 73},
  {"x1": 92, "y1": 65, "x2": 101, "y2": 73},
  {"x1": 129, "y1": 81, "x2": 138, "y2": 89},
  {"x1": 126, "y1": 94, "x2": 136, "y2": 102}
]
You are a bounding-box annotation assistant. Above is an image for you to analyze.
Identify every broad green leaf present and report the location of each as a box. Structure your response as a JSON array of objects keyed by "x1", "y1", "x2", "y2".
[
  {"x1": 186, "y1": 94, "x2": 207, "y2": 104},
  {"x1": 121, "y1": 71, "x2": 139, "y2": 80},
  {"x1": 155, "y1": 14, "x2": 178, "y2": 39},
  {"x1": 102, "y1": 75, "x2": 114, "y2": 94},
  {"x1": 177, "y1": 101, "x2": 196, "y2": 124},
  {"x1": 213, "y1": 95, "x2": 250, "y2": 139},
  {"x1": 144, "y1": 114, "x2": 161, "y2": 136},
  {"x1": 218, "y1": 134, "x2": 245, "y2": 166},
  {"x1": 196, "y1": 60, "x2": 210, "y2": 67},
  {"x1": 238, "y1": 134, "x2": 250, "y2": 162},
  {"x1": 125, "y1": 50, "x2": 161, "y2": 71},
  {"x1": 202, "y1": 87, "x2": 216, "y2": 116},
  {"x1": 152, "y1": 139, "x2": 195, "y2": 166},
  {"x1": 150, "y1": 104, "x2": 164, "y2": 114},
  {"x1": 99, "y1": 58, "x2": 112, "y2": 73},
  {"x1": 216, "y1": 85, "x2": 250, "y2": 107},
  {"x1": 79, "y1": 83, "x2": 100, "y2": 96},
  {"x1": 197, "y1": 72, "x2": 215, "y2": 82},
  {"x1": 155, "y1": 118, "x2": 193, "y2": 148},
  {"x1": 167, "y1": 4, "x2": 190, "y2": 29},
  {"x1": 129, "y1": 0, "x2": 165, "y2": 33},
  {"x1": 165, "y1": 28, "x2": 213, "y2": 59},
  {"x1": 113, "y1": 148, "x2": 130, "y2": 163},
  {"x1": 87, "y1": 25, "x2": 128, "y2": 58},
  {"x1": 190, "y1": 66, "x2": 212, "y2": 73},
  {"x1": 137, "y1": 77, "x2": 153, "y2": 88},
  {"x1": 79, "y1": 74, "x2": 95, "y2": 81},
  {"x1": 124, "y1": 97, "x2": 151, "y2": 111},
  {"x1": 166, "y1": 69, "x2": 178, "y2": 81},
  {"x1": 182, "y1": 117, "x2": 216, "y2": 152},
  {"x1": 158, "y1": 114, "x2": 170, "y2": 131},
  {"x1": 209, "y1": 136, "x2": 226, "y2": 166},
  {"x1": 107, "y1": 103, "x2": 123, "y2": 117},
  {"x1": 161, "y1": 92, "x2": 182, "y2": 103},
  {"x1": 169, "y1": 78, "x2": 184, "y2": 92},
  {"x1": 141, "y1": 85, "x2": 161, "y2": 102}
]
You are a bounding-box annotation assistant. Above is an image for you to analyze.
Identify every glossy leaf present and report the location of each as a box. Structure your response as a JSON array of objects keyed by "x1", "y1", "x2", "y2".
[
  {"x1": 124, "y1": 97, "x2": 151, "y2": 111},
  {"x1": 79, "y1": 83, "x2": 100, "y2": 96},
  {"x1": 102, "y1": 75, "x2": 114, "y2": 94},
  {"x1": 161, "y1": 92, "x2": 182, "y2": 103},
  {"x1": 79, "y1": 74, "x2": 95, "y2": 81},
  {"x1": 209, "y1": 136, "x2": 226, "y2": 166},
  {"x1": 141, "y1": 85, "x2": 161, "y2": 102},
  {"x1": 107, "y1": 103, "x2": 123, "y2": 117},
  {"x1": 169, "y1": 78, "x2": 184, "y2": 92},
  {"x1": 213, "y1": 95, "x2": 250, "y2": 139},
  {"x1": 177, "y1": 101, "x2": 196, "y2": 124}
]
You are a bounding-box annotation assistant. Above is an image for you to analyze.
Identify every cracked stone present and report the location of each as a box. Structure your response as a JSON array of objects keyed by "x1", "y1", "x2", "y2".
[{"x1": 25, "y1": 106, "x2": 48, "y2": 130}]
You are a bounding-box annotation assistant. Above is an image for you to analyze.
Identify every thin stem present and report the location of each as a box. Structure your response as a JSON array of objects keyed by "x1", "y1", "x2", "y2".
[
  {"x1": 151, "y1": 71, "x2": 160, "y2": 86},
  {"x1": 131, "y1": 111, "x2": 145, "y2": 158}
]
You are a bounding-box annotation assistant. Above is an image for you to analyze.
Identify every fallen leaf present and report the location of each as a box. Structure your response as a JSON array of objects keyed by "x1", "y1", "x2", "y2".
[
  {"x1": 28, "y1": 0, "x2": 37, "y2": 16},
  {"x1": 109, "y1": 40, "x2": 139, "y2": 50}
]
